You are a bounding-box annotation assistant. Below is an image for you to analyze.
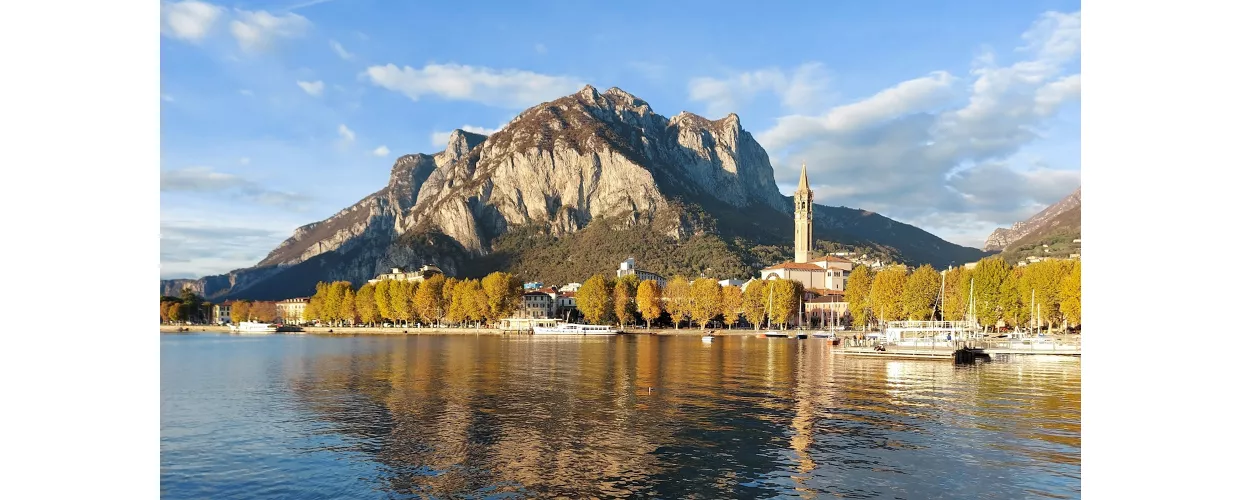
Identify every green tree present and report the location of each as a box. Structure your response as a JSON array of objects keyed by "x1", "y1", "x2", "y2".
[
  {"x1": 942, "y1": 267, "x2": 971, "y2": 321},
  {"x1": 720, "y1": 285, "x2": 743, "y2": 328},
  {"x1": 613, "y1": 274, "x2": 639, "y2": 328},
  {"x1": 577, "y1": 274, "x2": 614, "y2": 325},
  {"x1": 869, "y1": 265, "x2": 908, "y2": 323},
  {"x1": 972, "y1": 257, "x2": 1012, "y2": 331},
  {"x1": 665, "y1": 275, "x2": 691, "y2": 329},
  {"x1": 1059, "y1": 261, "x2": 1082, "y2": 328},
  {"x1": 635, "y1": 279, "x2": 663, "y2": 328},
  {"x1": 742, "y1": 280, "x2": 769, "y2": 329},
  {"x1": 356, "y1": 283, "x2": 380, "y2": 325},
  {"x1": 481, "y1": 271, "x2": 522, "y2": 325},
  {"x1": 768, "y1": 279, "x2": 804, "y2": 329},
  {"x1": 844, "y1": 265, "x2": 873, "y2": 329},
  {"x1": 689, "y1": 278, "x2": 723, "y2": 329},
  {"x1": 901, "y1": 264, "x2": 940, "y2": 321}
]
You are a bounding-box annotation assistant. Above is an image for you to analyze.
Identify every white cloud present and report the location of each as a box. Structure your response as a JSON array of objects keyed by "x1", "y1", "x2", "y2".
[
  {"x1": 329, "y1": 39, "x2": 354, "y2": 60},
  {"x1": 430, "y1": 125, "x2": 500, "y2": 148},
  {"x1": 687, "y1": 62, "x2": 830, "y2": 117},
  {"x1": 230, "y1": 9, "x2": 311, "y2": 52},
  {"x1": 372, "y1": 145, "x2": 390, "y2": 157},
  {"x1": 748, "y1": 10, "x2": 1081, "y2": 245},
  {"x1": 337, "y1": 124, "x2": 355, "y2": 145},
  {"x1": 160, "y1": 1, "x2": 222, "y2": 42},
  {"x1": 296, "y1": 80, "x2": 324, "y2": 96},
  {"x1": 364, "y1": 63, "x2": 584, "y2": 109},
  {"x1": 160, "y1": 166, "x2": 313, "y2": 210}
]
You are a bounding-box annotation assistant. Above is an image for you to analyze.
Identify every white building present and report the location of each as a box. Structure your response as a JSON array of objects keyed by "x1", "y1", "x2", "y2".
[
  {"x1": 617, "y1": 258, "x2": 666, "y2": 287},
  {"x1": 760, "y1": 255, "x2": 853, "y2": 292},
  {"x1": 367, "y1": 265, "x2": 444, "y2": 284},
  {"x1": 718, "y1": 279, "x2": 745, "y2": 288},
  {"x1": 560, "y1": 282, "x2": 582, "y2": 292},
  {"x1": 521, "y1": 290, "x2": 555, "y2": 318}
]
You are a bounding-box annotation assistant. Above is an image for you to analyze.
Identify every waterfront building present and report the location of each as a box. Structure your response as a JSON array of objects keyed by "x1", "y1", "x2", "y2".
[
  {"x1": 555, "y1": 291, "x2": 577, "y2": 319},
  {"x1": 617, "y1": 257, "x2": 666, "y2": 288},
  {"x1": 276, "y1": 297, "x2": 310, "y2": 325},
  {"x1": 367, "y1": 264, "x2": 444, "y2": 284},
  {"x1": 212, "y1": 301, "x2": 233, "y2": 325},
  {"x1": 559, "y1": 282, "x2": 582, "y2": 292},
  {"x1": 804, "y1": 289, "x2": 848, "y2": 326},
  {"x1": 521, "y1": 290, "x2": 555, "y2": 318}
]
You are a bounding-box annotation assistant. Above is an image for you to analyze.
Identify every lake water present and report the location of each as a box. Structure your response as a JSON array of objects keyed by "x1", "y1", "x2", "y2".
[{"x1": 161, "y1": 333, "x2": 1080, "y2": 499}]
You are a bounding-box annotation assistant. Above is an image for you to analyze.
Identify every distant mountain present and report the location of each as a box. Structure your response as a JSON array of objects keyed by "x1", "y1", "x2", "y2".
[
  {"x1": 161, "y1": 85, "x2": 986, "y2": 301},
  {"x1": 984, "y1": 187, "x2": 1081, "y2": 252}
]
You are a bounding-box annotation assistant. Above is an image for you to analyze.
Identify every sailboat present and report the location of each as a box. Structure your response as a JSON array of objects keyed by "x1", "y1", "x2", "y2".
[
  {"x1": 795, "y1": 295, "x2": 808, "y2": 339},
  {"x1": 764, "y1": 281, "x2": 787, "y2": 338}
]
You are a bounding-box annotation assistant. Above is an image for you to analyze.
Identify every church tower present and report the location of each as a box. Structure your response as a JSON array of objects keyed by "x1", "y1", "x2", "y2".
[{"x1": 794, "y1": 162, "x2": 814, "y2": 263}]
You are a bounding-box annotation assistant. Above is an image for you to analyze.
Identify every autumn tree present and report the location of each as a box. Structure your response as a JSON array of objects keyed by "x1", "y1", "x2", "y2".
[
  {"x1": 1059, "y1": 261, "x2": 1082, "y2": 328},
  {"x1": 742, "y1": 279, "x2": 769, "y2": 329},
  {"x1": 374, "y1": 280, "x2": 393, "y2": 322},
  {"x1": 160, "y1": 300, "x2": 173, "y2": 324},
  {"x1": 415, "y1": 275, "x2": 446, "y2": 326},
  {"x1": 869, "y1": 265, "x2": 908, "y2": 323},
  {"x1": 720, "y1": 285, "x2": 743, "y2": 329},
  {"x1": 768, "y1": 279, "x2": 804, "y2": 329},
  {"x1": 844, "y1": 265, "x2": 873, "y2": 329},
  {"x1": 249, "y1": 301, "x2": 277, "y2": 322},
  {"x1": 340, "y1": 286, "x2": 357, "y2": 325},
  {"x1": 577, "y1": 274, "x2": 615, "y2": 325},
  {"x1": 1025, "y1": 260, "x2": 1072, "y2": 328},
  {"x1": 468, "y1": 280, "x2": 490, "y2": 326},
  {"x1": 481, "y1": 271, "x2": 522, "y2": 325},
  {"x1": 231, "y1": 301, "x2": 251, "y2": 324},
  {"x1": 999, "y1": 267, "x2": 1028, "y2": 328},
  {"x1": 613, "y1": 274, "x2": 639, "y2": 328},
  {"x1": 901, "y1": 264, "x2": 941, "y2": 321},
  {"x1": 971, "y1": 257, "x2": 1012, "y2": 331},
  {"x1": 168, "y1": 302, "x2": 183, "y2": 323},
  {"x1": 689, "y1": 278, "x2": 723, "y2": 329},
  {"x1": 635, "y1": 279, "x2": 663, "y2": 328},
  {"x1": 942, "y1": 267, "x2": 971, "y2": 321},
  {"x1": 664, "y1": 275, "x2": 692, "y2": 329},
  {"x1": 389, "y1": 280, "x2": 411, "y2": 326},
  {"x1": 356, "y1": 283, "x2": 379, "y2": 325}
]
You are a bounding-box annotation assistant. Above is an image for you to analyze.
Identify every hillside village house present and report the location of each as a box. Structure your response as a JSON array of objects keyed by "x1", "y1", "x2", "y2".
[
  {"x1": 276, "y1": 297, "x2": 309, "y2": 325},
  {"x1": 367, "y1": 264, "x2": 445, "y2": 284},
  {"x1": 617, "y1": 258, "x2": 667, "y2": 288}
]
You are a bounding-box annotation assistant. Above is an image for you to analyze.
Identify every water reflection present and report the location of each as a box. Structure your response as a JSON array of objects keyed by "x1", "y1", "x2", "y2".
[{"x1": 162, "y1": 334, "x2": 1081, "y2": 499}]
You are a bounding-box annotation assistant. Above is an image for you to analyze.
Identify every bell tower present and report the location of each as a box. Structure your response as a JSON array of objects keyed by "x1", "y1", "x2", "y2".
[{"x1": 794, "y1": 162, "x2": 813, "y2": 263}]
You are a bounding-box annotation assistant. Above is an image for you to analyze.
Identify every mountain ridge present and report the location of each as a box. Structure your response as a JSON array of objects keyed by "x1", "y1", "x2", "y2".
[
  {"x1": 983, "y1": 187, "x2": 1082, "y2": 252},
  {"x1": 161, "y1": 85, "x2": 987, "y2": 300}
]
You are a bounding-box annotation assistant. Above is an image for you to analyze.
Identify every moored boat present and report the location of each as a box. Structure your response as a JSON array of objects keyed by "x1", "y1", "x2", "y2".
[
  {"x1": 532, "y1": 323, "x2": 618, "y2": 335},
  {"x1": 230, "y1": 321, "x2": 277, "y2": 334}
]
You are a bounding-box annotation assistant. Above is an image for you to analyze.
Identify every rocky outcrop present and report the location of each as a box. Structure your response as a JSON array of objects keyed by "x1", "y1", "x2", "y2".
[
  {"x1": 984, "y1": 187, "x2": 1082, "y2": 252},
  {"x1": 163, "y1": 85, "x2": 986, "y2": 300}
]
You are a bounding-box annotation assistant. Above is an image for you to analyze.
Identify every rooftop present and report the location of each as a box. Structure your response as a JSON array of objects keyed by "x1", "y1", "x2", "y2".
[{"x1": 762, "y1": 262, "x2": 827, "y2": 271}]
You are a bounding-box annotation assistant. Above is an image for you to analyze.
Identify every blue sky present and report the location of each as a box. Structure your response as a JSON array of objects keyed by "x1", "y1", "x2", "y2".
[{"x1": 160, "y1": 0, "x2": 1081, "y2": 279}]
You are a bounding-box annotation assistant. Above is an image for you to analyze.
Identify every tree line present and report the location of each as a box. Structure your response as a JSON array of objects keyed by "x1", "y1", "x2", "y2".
[
  {"x1": 843, "y1": 257, "x2": 1082, "y2": 332},
  {"x1": 302, "y1": 272, "x2": 523, "y2": 327},
  {"x1": 575, "y1": 274, "x2": 807, "y2": 330}
]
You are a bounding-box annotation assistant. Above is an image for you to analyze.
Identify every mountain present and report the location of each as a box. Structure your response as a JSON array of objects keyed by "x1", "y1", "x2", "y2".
[
  {"x1": 983, "y1": 187, "x2": 1082, "y2": 259},
  {"x1": 161, "y1": 85, "x2": 987, "y2": 300}
]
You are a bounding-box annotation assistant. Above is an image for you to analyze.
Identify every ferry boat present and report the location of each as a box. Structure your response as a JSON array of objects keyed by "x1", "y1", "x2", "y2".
[
  {"x1": 230, "y1": 321, "x2": 277, "y2": 334},
  {"x1": 532, "y1": 323, "x2": 618, "y2": 335}
]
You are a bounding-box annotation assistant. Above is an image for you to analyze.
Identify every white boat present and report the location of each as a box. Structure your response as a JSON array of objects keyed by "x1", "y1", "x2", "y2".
[
  {"x1": 532, "y1": 323, "x2": 618, "y2": 335},
  {"x1": 701, "y1": 335, "x2": 714, "y2": 343},
  {"x1": 230, "y1": 321, "x2": 277, "y2": 334}
]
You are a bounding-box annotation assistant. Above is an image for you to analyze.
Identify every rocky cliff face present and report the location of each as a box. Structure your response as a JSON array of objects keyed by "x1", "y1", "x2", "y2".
[
  {"x1": 984, "y1": 187, "x2": 1082, "y2": 252},
  {"x1": 162, "y1": 85, "x2": 986, "y2": 300}
]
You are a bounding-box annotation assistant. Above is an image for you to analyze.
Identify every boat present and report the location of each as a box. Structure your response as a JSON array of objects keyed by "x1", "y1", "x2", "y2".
[
  {"x1": 532, "y1": 323, "x2": 618, "y2": 335},
  {"x1": 763, "y1": 331, "x2": 789, "y2": 338},
  {"x1": 812, "y1": 330, "x2": 841, "y2": 345},
  {"x1": 701, "y1": 334, "x2": 714, "y2": 343},
  {"x1": 230, "y1": 321, "x2": 277, "y2": 334}
]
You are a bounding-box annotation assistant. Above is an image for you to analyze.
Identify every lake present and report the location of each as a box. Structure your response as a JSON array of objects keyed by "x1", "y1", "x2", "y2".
[{"x1": 161, "y1": 333, "x2": 1080, "y2": 499}]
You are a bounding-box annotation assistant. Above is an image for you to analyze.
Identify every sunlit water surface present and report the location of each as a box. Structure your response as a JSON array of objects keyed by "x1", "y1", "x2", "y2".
[{"x1": 161, "y1": 333, "x2": 1080, "y2": 499}]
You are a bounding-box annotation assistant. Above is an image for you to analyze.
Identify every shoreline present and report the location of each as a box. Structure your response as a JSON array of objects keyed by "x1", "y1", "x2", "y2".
[{"x1": 158, "y1": 325, "x2": 855, "y2": 336}]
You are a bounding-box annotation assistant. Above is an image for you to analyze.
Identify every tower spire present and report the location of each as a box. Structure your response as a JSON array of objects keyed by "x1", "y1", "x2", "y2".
[
  {"x1": 793, "y1": 160, "x2": 813, "y2": 263},
  {"x1": 797, "y1": 161, "x2": 809, "y2": 192}
]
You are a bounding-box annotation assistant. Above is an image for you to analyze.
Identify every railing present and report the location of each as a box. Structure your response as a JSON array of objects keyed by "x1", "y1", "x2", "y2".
[{"x1": 885, "y1": 321, "x2": 977, "y2": 330}]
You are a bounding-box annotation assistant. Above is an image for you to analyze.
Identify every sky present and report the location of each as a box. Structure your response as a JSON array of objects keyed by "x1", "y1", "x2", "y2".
[{"x1": 160, "y1": 0, "x2": 1082, "y2": 280}]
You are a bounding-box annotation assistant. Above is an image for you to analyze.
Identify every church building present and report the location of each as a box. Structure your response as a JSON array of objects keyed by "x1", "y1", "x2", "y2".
[{"x1": 760, "y1": 163, "x2": 853, "y2": 295}]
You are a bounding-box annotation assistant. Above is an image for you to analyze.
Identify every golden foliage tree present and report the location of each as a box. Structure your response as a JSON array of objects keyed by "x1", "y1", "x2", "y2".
[
  {"x1": 415, "y1": 275, "x2": 446, "y2": 326},
  {"x1": 971, "y1": 257, "x2": 1011, "y2": 330},
  {"x1": 250, "y1": 301, "x2": 277, "y2": 322},
  {"x1": 768, "y1": 279, "x2": 803, "y2": 329},
  {"x1": 356, "y1": 283, "x2": 380, "y2": 325},
  {"x1": 999, "y1": 267, "x2": 1028, "y2": 328},
  {"x1": 664, "y1": 275, "x2": 692, "y2": 329},
  {"x1": 635, "y1": 279, "x2": 663, "y2": 328},
  {"x1": 613, "y1": 274, "x2": 640, "y2": 328},
  {"x1": 869, "y1": 265, "x2": 908, "y2": 323},
  {"x1": 689, "y1": 278, "x2": 723, "y2": 329},
  {"x1": 1059, "y1": 261, "x2": 1082, "y2": 327},
  {"x1": 577, "y1": 274, "x2": 614, "y2": 325},
  {"x1": 942, "y1": 267, "x2": 971, "y2": 321},
  {"x1": 231, "y1": 301, "x2": 251, "y2": 324},
  {"x1": 1025, "y1": 260, "x2": 1072, "y2": 328},
  {"x1": 844, "y1": 265, "x2": 873, "y2": 329},
  {"x1": 481, "y1": 271, "x2": 522, "y2": 325},
  {"x1": 374, "y1": 280, "x2": 393, "y2": 322},
  {"x1": 168, "y1": 302, "x2": 183, "y2": 323},
  {"x1": 742, "y1": 279, "x2": 769, "y2": 329},
  {"x1": 720, "y1": 285, "x2": 743, "y2": 328},
  {"x1": 901, "y1": 264, "x2": 941, "y2": 321},
  {"x1": 389, "y1": 280, "x2": 411, "y2": 326},
  {"x1": 340, "y1": 287, "x2": 357, "y2": 325}
]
